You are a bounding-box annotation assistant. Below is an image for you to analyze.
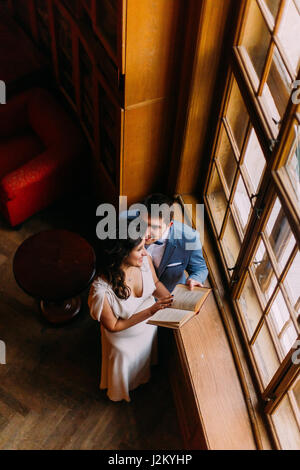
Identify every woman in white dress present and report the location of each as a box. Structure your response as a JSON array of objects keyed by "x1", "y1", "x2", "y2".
[{"x1": 88, "y1": 225, "x2": 173, "y2": 402}]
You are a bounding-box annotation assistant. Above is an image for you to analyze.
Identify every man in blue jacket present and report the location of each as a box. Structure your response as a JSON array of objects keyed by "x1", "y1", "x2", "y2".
[{"x1": 134, "y1": 193, "x2": 208, "y2": 293}]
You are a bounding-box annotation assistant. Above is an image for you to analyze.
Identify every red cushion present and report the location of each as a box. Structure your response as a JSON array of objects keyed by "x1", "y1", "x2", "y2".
[
  {"x1": 0, "y1": 131, "x2": 44, "y2": 180},
  {"x1": 0, "y1": 87, "x2": 87, "y2": 226},
  {"x1": 0, "y1": 161, "x2": 73, "y2": 226}
]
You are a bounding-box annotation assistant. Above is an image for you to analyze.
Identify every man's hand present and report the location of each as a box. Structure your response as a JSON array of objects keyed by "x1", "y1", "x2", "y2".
[{"x1": 186, "y1": 278, "x2": 204, "y2": 290}]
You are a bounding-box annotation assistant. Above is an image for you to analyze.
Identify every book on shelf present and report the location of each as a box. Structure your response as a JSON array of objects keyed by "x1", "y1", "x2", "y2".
[{"x1": 147, "y1": 283, "x2": 211, "y2": 329}]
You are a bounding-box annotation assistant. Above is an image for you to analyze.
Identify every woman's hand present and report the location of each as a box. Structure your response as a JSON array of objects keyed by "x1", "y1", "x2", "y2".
[{"x1": 149, "y1": 295, "x2": 174, "y2": 316}]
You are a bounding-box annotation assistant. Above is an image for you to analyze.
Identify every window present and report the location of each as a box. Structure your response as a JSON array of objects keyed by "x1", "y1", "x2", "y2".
[
  {"x1": 204, "y1": 0, "x2": 300, "y2": 449},
  {"x1": 207, "y1": 76, "x2": 267, "y2": 277},
  {"x1": 237, "y1": 0, "x2": 300, "y2": 138}
]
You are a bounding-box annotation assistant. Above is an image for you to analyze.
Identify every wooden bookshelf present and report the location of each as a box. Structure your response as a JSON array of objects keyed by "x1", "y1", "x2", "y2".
[
  {"x1": 34, "y1": 0, "x2": 52, "y2": 56},
  {"x1": 7, "y1": 0, "x2": 184, "y2": 204}
]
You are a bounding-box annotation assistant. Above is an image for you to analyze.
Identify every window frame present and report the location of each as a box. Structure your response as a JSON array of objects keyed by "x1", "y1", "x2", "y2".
[{"x1": 203, "y1": 0, "x2": 300, "y2": 449}]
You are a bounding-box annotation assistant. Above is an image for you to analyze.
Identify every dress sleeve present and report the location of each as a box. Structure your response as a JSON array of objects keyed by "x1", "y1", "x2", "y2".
[{"x1": 88, "y1": 279, "x2": 117, "y2": 322}]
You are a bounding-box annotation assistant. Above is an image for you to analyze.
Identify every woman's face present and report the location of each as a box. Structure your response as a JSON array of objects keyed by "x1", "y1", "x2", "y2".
[{"x1": 125, "y1": 239, "x2": 148, "y2": 267}]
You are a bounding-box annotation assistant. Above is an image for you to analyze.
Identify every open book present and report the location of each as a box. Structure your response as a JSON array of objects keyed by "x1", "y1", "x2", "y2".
[{"x1": 147, "y1": 283, "x2": 211, "y2": 329}]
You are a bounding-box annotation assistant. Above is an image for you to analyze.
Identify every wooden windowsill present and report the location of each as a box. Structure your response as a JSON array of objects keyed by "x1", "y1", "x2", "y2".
[{"x1": 169, "y1": 194, "x2": 273, "y2": 450}]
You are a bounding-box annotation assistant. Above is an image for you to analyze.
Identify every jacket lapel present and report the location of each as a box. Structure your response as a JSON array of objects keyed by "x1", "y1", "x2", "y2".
[{"x1": 157, "y1": 225, "x2": 176, "y2": 278}]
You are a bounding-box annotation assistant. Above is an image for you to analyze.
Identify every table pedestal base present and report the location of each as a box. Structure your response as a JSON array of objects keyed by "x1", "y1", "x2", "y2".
[{"x1": 40, "y1": 296, "x2": 82, "y2": 324}]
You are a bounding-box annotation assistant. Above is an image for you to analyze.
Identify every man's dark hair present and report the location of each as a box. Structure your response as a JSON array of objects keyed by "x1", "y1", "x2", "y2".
[{"x1": 140, "y1": 193, "x2": 176, "y2": 224}]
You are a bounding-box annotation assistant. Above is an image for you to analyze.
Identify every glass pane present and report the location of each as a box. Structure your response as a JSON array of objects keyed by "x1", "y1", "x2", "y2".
[
  {"x1": 277, "y1": 0, "x2": 300, "y2": 74},
  {"x1": 221, "y1": 211, "x2": 241, "y2": 269},
  {"x1": 266, "y1": 269, "x2": 299, "y2": 358},
  {"x1": 265, "y1": 199, "x2": 295, "y2": 272},
  {"x1": 292, "y1": 376, "x2": 300, "y2": 411},
  {"x1": 226, "y1": 79, "x2": 249, "y2": 152},
  {"x1": 252, "y1": 321, "x2": 280, "y2": 387},
  {"x1": 284, "y1": 125, "x2": 300, "y2": 211},
  {"x1": 269, "y1": 290, "x2": 297, "y2": 357},
  {"x1": 281, "y1": 323, "x2": 298, "y2": 356},
  {"x1": 272, "y1": 389, "x2": 300, "y2": 450},
  {"x1": 237, "y1": 273, "x2": 264, "y2": 338},
  {"x1": 261, "y1": 47, "x2": 292, "y2": 135},
  {"x1": 284, "y1": 250, "x2": 300, "y2": 313},
  {"x1": 216, "y1": 127, "x2": 238, "y2": 192},
  {"x1": 252, "y1": 238, "x2": 277, "y2": 302},
  {"x1": 240, "y1": 0, "x2": 272, "y2": 88},
  {"x1": 269, "y1": 289, "x2": 291, "y2": 332},
  {"x1": 206, "y1": 164, "x2": 227, "y2": 235},
  {"x1": 264, "y1": 0, "x2": 281, "y2": 20},
  {"x1": 242, "y1": 128, "x2": 266, "y2": 193},
  {"x1": 232, "y1": 174, "x2": 252, "y2": 231}
]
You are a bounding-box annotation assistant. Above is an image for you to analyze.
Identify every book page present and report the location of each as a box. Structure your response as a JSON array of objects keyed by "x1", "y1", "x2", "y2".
[
  {"x1": 171, "y1": 284, "x2": 208, "y2": 311},
  {"x1": 149, "y1": 307, "x2": 193, "y2": 323}
]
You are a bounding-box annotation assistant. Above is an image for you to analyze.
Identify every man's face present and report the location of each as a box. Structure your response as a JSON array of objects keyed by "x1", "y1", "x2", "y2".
[{"x1": 143, "y1": 216, "x2": 171, "y2": 245}]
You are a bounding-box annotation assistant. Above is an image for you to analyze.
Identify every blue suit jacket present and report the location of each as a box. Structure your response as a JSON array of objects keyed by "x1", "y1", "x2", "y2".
[{"x1": 148, "y1": 220, "x2": 208, "y2": 293}]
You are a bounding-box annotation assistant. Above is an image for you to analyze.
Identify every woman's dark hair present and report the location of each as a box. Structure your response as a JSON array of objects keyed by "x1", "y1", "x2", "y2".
[{"x1": 97, "y1": 219, "x2": 145, "y2": 300}]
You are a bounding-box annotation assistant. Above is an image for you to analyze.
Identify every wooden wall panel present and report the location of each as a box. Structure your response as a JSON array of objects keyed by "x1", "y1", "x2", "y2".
[
  {"x1": 125, "y1": 0, "x2": 182, "y2": 107},
  {"x1": 121, "y1": 98, "x2": 173, "y2": 204},
  {"x1": 169, "y1": 0, "x2": 233, "y2": 195}
]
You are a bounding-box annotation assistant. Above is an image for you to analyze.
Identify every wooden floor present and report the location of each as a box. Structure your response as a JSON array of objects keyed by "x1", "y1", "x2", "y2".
[{"x1": 0, "y1": 192, "x2": 182, "y2": 450}]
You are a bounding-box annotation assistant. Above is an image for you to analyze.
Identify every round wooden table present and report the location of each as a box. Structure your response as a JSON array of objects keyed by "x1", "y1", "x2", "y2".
[{"x1": 13, "y1": 230, "x2": 96, "y2": 324}]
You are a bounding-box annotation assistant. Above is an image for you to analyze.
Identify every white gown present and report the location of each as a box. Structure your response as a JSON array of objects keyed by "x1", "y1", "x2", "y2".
[{"x1": 87, "y1": 255, "x2": 158, "y2": 402}]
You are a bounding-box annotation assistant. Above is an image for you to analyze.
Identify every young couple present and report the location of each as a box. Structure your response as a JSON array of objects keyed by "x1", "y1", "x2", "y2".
[{"x1": 88, "y1": 193, "x2": 208, "y2": 402}]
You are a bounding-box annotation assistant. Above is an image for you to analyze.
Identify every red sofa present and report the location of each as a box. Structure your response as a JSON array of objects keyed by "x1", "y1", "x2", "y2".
[{"x1": 0, "y1": 88, "x2": 87, "y2": 226}]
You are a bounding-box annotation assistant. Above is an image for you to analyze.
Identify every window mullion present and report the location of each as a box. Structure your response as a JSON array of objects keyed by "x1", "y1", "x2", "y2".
[
  {"x1": 273, "y1": 0, "x2": 288, "y2": 33},
  {"x1": 279, "y1": 245, "x2": 300, "y2": 328},
  {"x1": 263, "y1": 348, "x2": 300, "y2": 413},
  {"x1": 232, "y1": 49, "x2": 273, "y2": 153},
  {"x1": 213, "y1": 161, "x2": 231, "y2": 240},
  {"x1": 223, "y1": 117, "x2": 242, "y2": 162},
  {"x1": 257, "y1": 41, "x2": 275, "y2": 96},
  {"x1": 273, "y1": 35, "x2": 297, "y2": 81},
  {"x1": 231, "y1": 181, "x2": 275, "y2": 300},
  {"x1": 260, "y1": 231, "x2": 281, "y2": 278}
]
